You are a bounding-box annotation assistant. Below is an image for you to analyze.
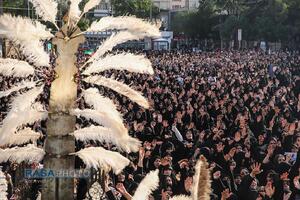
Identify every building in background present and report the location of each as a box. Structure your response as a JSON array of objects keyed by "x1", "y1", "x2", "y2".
[
  {"x1": 152, "y1": 0, "x2": 199, "y2": 31},
  {"x1": 185, "y1": 0, "x2": 199, "y2": 10},
  {"x1": 94, "y1": 0, "x2": 112, "y2": 18},
  {"x1": 84, "y1": 0, "x2": 175, "y2": 51},
  {"x1": 152, "y1": 0, "x2": 199, "y2": 11}
]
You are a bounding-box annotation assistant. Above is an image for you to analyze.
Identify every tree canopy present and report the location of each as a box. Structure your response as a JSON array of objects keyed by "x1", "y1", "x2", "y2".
[
  {"x1": 111, "y1": 0, "x2": 159, "y2": 19},
  {"x1": 171, "y1": 0, "x2": 300, "y2": 44}
]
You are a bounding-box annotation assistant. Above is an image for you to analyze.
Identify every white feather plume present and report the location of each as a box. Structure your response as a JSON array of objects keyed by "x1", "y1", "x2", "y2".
[
  {"x1": 20, "y1": 40, "x2": 50, "y2": 67},
  {"x1": 84, "y1": 76, "x2": 149, "y2": 108},
  {"x1": 0, "y1": 86, "x2": 46, "y2": 146},
  {"x1": 72, "y1": 125, "x2": 112, "y2": 142},
  {"x1": 36, "y1": 192, "x2": 41, "y2": 200},
  {"x1": 169, "y1": 196, "x2": 191, "y2": 200},
  {"x1": 191, "y1": 159, "x2": 201, "y2": 200},
  {"x1": 69, "y1": 0, "x2": 83, "y2": 22},
  {"x1": 132, "y1": 170, "x2": 159, "y2": 200},
  {"x1": 83, "y1": 53, "x2": 154, "y2": 75},
  {"x1": 7, "y1": 128, "x2": 42, "y2": 146},
  {"x1": 0, "y1": 144, "x2": 45, "y2": 164},
  {"x1": 0, "y1": 14, "x2": 51, "y2": 67},
  {"x1": 83, "y1": 0, "x2": 102, "y2": 14},
  {"x1": 71, "y1": 147, "x2": 130, "y2": 174},
  {"x1": 87, "y1": 31, "x2": 141, "y2": 63},
  {"x1": 72, "y1": 125, "x2": 141, "y2": 153},
  {"x1": 191, "y1": 157, "x2": 211, "y2": 200},
  {"x1": 29, "y1": 0, "x2": 58, "y2": 25},
  {"x1": 83, "y1": 88, "x2": 123, "y2": 124},
  {"x1": 0, "y1": 104, "x2": 47, "y2": 146},
  {"x1": 0, "y1": 14, "x2": 53, "y2": 41},
  {"x1": 88, "y1": 16, "x2": 161, "y2": 38},
  {"x1": 0, "y1": 81, "x2": 36, "y2": 98},
  {"x1": 0, "y1": 58, "x2": 35, "y2": 78},
  {"x1": 10, "y1": 85, "x2": 44, "y2": 113},
  {"x1": 0, "y1": 169, "x2": 8, "y2": 200},
  {"x1": 124, "y1": 137, "x2": 142, "y2": 153},
  {"x1": 71, "y1": 108, "x2": 128, "y2": 138}
]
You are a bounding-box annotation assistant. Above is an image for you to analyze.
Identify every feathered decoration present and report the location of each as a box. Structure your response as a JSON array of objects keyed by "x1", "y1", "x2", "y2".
[
  {"x1": 72, "y1": 125, "x2": 113, "y2": 142},
  {"x1": 88, "y1": 16, "x2": 161, "y2": 38},
  {"x1": 132, "y1": 170, "x2": 159, "y2": 200},
  {"x1": 83, "y1": 88, "x2": 123, "y2": 124},
  {"x1": 0, "y1": 103, "x2": 47, "y2": 146},
  {"x1": 0, "y1": 86, "x2": 46, "y2": 145},
  {"x1": 72, "y1": 125, "x2": 141, "y2": 153},
  {"x1": 0, "y1": 81, "x2": 36, "y2": 98},
  {"x1": 69, "y1": 0, "x2": 83, "y2": 22},
  {"x1": 83, "y1": 0, "x2": 102, "y2": 14},
  {"x1": 191, "y1": 156, "x2": 211, "y2": 200},
  {"x1": 10, "y1": 85, "x2": 44, "y2": 112},
  {"x1": 20, "y1": 40, "x2": 50, "y2": 67},
  {"x1": 87, "y1": 31, "x2": 141, "y2": 63},
  {"x1": 0, "y1": 58, "x2": 35, "y2": 78},
  {"x1": 72, "y1": 108, "x2": 108, "y2": 124},
  {"x1": 36, "y1": 192, "x2": 41, "y2": 200},
  {"x1": 83, "y1": 53, "x2": 154, "y2": 75},
  {"x1": 169, "y1": 196, "x2": 191, "y2": 200},
  {"x1": 28, "y1": 0, "x2": 58, "y2": 26},
  {"x1": 71, "y1": 147, "x2": 130, "y2": 174},
  {"x1": 84, "y1": 76, "x2": 149, "y2": 108},
  {"x1": 0, "y1": 169, "x2": 8, "y2": 200},
  {"x1": 0, "y1": 144, "x2": 45, "y2": 164},
  {"x1": 0, "y1": 14, "x2": 51, "y2": 67},
  {"x1": 78, "y1": 90, "x2": 141, "y2": 152},
  {"x1": 0, "y1": 14, "x2": 53, "y2": 41},
  {"x1": 7, "y1": 128, "x2": 42, "y2": 146},
  {"x1": 71, "y1": 108, "x2": 128, "y2": 138}
]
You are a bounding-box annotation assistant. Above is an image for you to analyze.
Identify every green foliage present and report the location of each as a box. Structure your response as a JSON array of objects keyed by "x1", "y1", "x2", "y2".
[
  {"x1": 3, "y1": 0, "x2": 28, "y2": 16},
  {"x1": 172, "y1": 1, "x2": 217, "y2": 39},
  {"x1": 78, "y1": 18, "x2": 90, "y2": 31},
  {"x1": 172, "y1": 0, "x2": 300, "y2": 43},
  {"x1": 111, "y1": 0, "x2": 159, "y2": 19},
  {"x1": 218, "y1": 15, "x2": 239, "y2": 40}
]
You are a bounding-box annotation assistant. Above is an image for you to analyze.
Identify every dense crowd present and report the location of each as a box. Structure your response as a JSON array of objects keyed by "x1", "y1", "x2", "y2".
[
  {"x1": 1, "y1": 49, "x2": 300, "y2": 200},
  {"x1": 77, "y1": 49, "x2": 300, "y2": 200}
]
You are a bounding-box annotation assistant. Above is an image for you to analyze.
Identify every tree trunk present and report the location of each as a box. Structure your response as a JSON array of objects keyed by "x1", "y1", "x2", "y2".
[{"x1": 42, "y1": 25, "x2": 85, "y2": 200}]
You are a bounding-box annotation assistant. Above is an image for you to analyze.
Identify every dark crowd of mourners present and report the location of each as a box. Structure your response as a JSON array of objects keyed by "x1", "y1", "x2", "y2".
[{"x1": 0, "y1": 49, "x2": 300, "y2": 200}]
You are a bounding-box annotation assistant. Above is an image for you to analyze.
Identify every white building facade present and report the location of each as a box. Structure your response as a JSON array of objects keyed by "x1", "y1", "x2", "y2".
[
  {"x1": 152, "y1": 0, "x2": 199, "y2": 11},
  {"x1": 94, "y1": 0, "x2": 112, "y2": 17}
]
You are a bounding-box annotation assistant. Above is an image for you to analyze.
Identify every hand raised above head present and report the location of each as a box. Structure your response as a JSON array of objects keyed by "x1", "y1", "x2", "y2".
[{"x1": 250, "y1": 162, "x2": 263, "y2": 177}]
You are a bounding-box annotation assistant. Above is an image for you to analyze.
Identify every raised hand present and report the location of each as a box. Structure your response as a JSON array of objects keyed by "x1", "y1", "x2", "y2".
[
  {"x1": 267, "y1": 145, "x2": 274, "y2": 156},
  {"x1": 280, "y1": 172, "x2": 289, "y2": 181},
  {"x1": 139, "y1": 147, "x2": 145, "y2": 160},
  {"x1": 265, "y1": 182, "x2": 275, "y2": 198},
  {"x1": 221, "y1": 189, "x2": 232, "y2": 200},
  {"x1": 245, "y1": 148, "x2": 251, "y2": 158},
  {"x1": 184, "y1": 176, "x2": 193, "y2": 192},
  {"x1": 288, "y1": 123, "x2": 296, "y2": 135},
  {"x1": 216, "y1": 143, "x2": 225, "y2": 153},
  {"x1": 250, "y1": 162, "x2": 262, "y2": 177},
  {"x1": 161, "y1": 189, "x2": 171, "y2": 200},
  {"x1": 293, "y1": 176, "x2": 300, "y2": 190},
  {"x1": 116, "y1": 183, "x2": 127, "y2": 195}
]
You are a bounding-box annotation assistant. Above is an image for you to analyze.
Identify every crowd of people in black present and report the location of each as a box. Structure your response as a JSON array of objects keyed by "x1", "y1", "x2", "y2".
[
  {"x1": 1, "y1": 49, "x2": 300, "y2": 200},
  {"x1": 77, "y1": 49, "x2": 300, "y2": 200}
]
